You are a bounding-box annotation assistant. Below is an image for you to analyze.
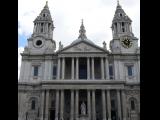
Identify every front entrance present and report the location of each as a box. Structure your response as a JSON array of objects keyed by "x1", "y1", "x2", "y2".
[
  {"x1": 49, "y1": 109, "x2": 55, "y2": 120},
  {"x1": 111, "y1": 110, "x2": 117, "y2": 120}
]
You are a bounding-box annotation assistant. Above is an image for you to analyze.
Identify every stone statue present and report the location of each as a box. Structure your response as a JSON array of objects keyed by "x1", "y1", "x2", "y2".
[
  {"x1": 103, "y1": 41, "x2": 106, "y2": 49},
  {"x1": 80, "y1": 102, "x2": 86, "y2": 115},
  {"x1": 59, "y1": 41, "x2": 63, "y2": 50}
]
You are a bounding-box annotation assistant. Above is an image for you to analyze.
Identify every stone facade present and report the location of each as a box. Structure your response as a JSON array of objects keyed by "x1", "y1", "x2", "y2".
[{"x1": 18, "y1": 1, "x2": 140, "y2": 120}]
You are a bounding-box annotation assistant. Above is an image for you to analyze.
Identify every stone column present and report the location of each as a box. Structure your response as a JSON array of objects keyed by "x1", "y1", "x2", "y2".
[
  {"x1": 44, "y1": 60, "x2": 48, "y2": 80},
  {"x1": 70, "y1": 90, "x2": 74, "y2": 120},
  {"x1": 121, "y1": 90, "x2": 127, "y2": 120},
  {"x1": 102, "y1": 90, "x2": 107, "y2": 120},
  {"x1": 35, "y1": 23, "x2": 37, "y2": 32},
  {"x1": 105, "y1": 58, "x2": 109, "y2": 80},
  {"x1": 114, "y1": 60, "x2": 119, "y2": 80},
  {"x1": 101, "y1": 58, "x2": 104, "y2": 80},
  {"x1": 57, "y1": 58, "x2": 61, "y2": 80},
  {"x1": 92, "y1": 90, "x2": 96, "y2": 120},
  {"x1": 45, "y1": 90, "x2": 49, "y2": 120},
  {"x1": 87, "y1": 90, "x2": 91, "y2": 120},
  {"x1": 91, "y1": 57, "x2": 95, "y2": 80},
  {"x1": 24, "y1": 62, "x2": 30, "y2": 81},
  {"x1": 87, "y1": 57, "x2": 90, "y2": 80},
  {"x1": 62, "y1": 58, "x2": 65, "y2": 80},
  {"x1": 37, "y1": 23, "x2": 39, "y2": 33},
  {"x1": 75, "y1": 90, "x2": 79, "y2": 120},
  {"x1": 117, "y1": 23, "x2": 121, "y2": 33},
  {"x1": 45, "y1": 23, "x2": 47, "y2": 33},
  {"x1": 55, "y1": 90, "x2": 60, "y2": 120},
  {"x1": 76, "y1": 58, "x2": 79, "y2": 80},
  {"x1": 18, "y1": 92, "x2": 22, "y2": 120},
  {"x1": 60, "y1": 90, "x2": 64, "y2": 120},
  {"x1": 19, "y1": 61, "x2": 25, "y2": 80},
  {"x1": 107, "y1": 90, "x2": 111, "y2": 120},
  {"x1": 38, "y1": 23, "x2": 41, "y2": 33},
  {"x1": 40, "y1": 91, "x2": 45, "y2": 120},
  {"x1": 117, "y1": 90, "x2": 122, "y2": 120},
  {"x1": 71, "y1": 58, "x2": 74, "y2": 80}
]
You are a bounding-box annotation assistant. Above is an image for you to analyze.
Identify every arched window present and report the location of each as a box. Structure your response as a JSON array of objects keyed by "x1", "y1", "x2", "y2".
[
  {"x1": 31, "y1": 100, "x2": 35, "y2": 110},
  {"x1": 131, "y1": 100, "x2": 135, "y2": 110}
]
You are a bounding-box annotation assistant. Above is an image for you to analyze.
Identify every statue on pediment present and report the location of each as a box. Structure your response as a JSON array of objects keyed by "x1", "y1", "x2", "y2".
[{"x1": 103, "y1": 41, "x2": 107, "y2": 49}]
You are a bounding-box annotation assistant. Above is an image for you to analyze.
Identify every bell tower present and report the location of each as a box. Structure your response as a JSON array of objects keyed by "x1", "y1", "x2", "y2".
[
  {"x1": 110, "y1": 1, "x2": 139, "y2": 54},
  {"x1": 24, "y1": 1, "x2": 56, "y2": 54}
]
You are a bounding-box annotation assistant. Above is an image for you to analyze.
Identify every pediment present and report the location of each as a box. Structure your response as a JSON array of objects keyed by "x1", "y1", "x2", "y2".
[{"x1": 59, "y1": 41, "x2": 107, "y2": 53}]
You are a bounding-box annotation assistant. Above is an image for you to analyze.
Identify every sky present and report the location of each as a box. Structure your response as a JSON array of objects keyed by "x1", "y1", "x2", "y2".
[{"x1": 18, "y1": 0, "x2": 140, "y2": 79}]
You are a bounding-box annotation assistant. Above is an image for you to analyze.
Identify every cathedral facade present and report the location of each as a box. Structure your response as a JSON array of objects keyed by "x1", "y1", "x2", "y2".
[{"x1": 18, "y1": 1, "x2": 140, "y2": 120}]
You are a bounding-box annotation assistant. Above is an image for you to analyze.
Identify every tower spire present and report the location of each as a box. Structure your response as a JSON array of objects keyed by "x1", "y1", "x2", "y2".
[
  {"x1": 33, "y1": 1, "x2": 54, "y2": 39},
  {"x1": 44, "y1": 1, "x2": 48, "y2": 8},
  {"x1": 78, "y1": 19, "x2": 87, "y2": 39},
  {"x1": 117, "y1": 0, "x2": 119, "y2": 6},
  {"x1": 111, "y1": 1, "x2": 133, "y2": 38}
]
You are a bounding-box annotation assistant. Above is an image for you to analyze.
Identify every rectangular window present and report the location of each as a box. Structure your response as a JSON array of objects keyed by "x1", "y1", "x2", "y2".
[
  {"x1": 127, "y1": 66, "x2": 133, "y2": 76},
  {"x1": 34, "y1": 66, "x2": 38, "y2": 76},
  {"x1": 131, "y1": 100, "x2": 135, "y2": 110},
  {"x1": 109, "y1": 65, "x2": 113, "y2": 79},
  {"x1": 52, "y1": 65, "x2": 57, "y2": 79}
]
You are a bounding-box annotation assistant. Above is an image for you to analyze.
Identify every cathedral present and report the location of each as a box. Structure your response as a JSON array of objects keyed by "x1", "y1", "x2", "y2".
[{"x1": 18, "y1": 1, "x2": 140, "y2": 120}]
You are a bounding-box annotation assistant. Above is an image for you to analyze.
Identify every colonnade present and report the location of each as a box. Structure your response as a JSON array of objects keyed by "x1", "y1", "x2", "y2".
[
  {"x1": 40, "y1": 89, "x2": 127, "y2": 120},
  {"x1": 57, "y1": 57, "x2": 110, "y2": 80}
]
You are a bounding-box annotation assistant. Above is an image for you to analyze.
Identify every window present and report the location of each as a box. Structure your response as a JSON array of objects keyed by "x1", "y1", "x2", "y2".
[
  {"x1": 122, "y1": 22, "x2": 125, "y2": 32},
  {"x1": 109, "y1": 65, "x2": 114, "y2": 79},
  {"x1": 127, "y1": 66, "x2": 133, "y2": 76},
  {"x1": 31, "y1": 100, "x2": 35, "y2": 110},
  {"x1": 41, "y1": 23, "x2": 44, "y2": 33},
  {"x1": 122, "y1": 22, "x2": 124, "y2": 26},
  {"x1": 120, "y1": 13, "x2": 122, "y2": 17},
  {"x1": 34, "y1": 66, "x2": 39, "y2": 76},
  {"x1": 131, "y1": 100, "x2": 135, "y2": 110},
  {"x1": 122, "y1": 28, "x2": 125, "y2": 32},
  {"x1": 52, "y1": 66, "x2": 57, "y2": 79}
]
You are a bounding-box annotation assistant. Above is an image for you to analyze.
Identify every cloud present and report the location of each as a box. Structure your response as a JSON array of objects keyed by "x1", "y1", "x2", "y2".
[
  {"x1": 18, "y1": 47, "x2": 24, "y2": 79},
  {"x1": 18, "y1": 0, "x2": 140, "y2": 49}
]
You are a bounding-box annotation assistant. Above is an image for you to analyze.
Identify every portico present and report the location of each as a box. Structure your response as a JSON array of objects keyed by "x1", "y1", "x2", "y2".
[
  {"x1": 39, "y1": 86, "x2": 127, "y2": 120},
  {"x1": 56, "y1": 56, "x2": 110, "y2": 80}
]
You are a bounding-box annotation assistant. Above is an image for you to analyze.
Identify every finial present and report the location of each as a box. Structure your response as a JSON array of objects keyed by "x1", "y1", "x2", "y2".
[
  {"x1": 81, "y1": 19, "x2": 83, "y2": 25},
  {"x1": 78, "y1": 19, "x2": 87, "y2": 39},
  {"x1": 44, "y1": 1, "x2": 48, "y2": 8},
  {"x1": 117, "y1": 0, "x2": 119, "y2": 5}
]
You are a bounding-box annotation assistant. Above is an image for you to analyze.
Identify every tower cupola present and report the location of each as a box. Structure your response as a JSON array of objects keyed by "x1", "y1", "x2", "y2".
[
  {"x1": 32, "y1": 1, "x2": 55, "y2": 39},
  {"x1": 111, "y1": 0, "x2": 134, "y2": 38}
]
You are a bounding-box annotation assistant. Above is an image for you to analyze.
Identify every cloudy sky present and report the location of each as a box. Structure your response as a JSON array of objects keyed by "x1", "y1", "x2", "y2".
[{"x1": 18, "y1": 0, "x2": 140, "y2": 78}]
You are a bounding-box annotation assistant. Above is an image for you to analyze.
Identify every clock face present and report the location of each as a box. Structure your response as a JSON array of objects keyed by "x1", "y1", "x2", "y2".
[
  {"x1": 33, "y1": 39, "x2": 44, "y2": 48},
  {"x1": 121, "y1": 37, "x2": 133, "y2": 48}
]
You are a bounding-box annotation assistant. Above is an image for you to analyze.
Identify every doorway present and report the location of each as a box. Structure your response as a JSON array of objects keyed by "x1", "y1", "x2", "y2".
[{"x1": 49, "y1": 109, "x2": 55, "y2": 120}]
